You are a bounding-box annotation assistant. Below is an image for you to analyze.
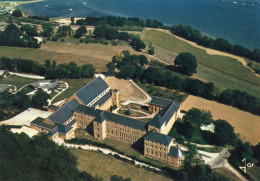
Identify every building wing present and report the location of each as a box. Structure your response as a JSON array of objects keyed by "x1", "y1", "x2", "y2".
[{"x1": 75, "y1": 77, "x2": 109, "y2": 105}]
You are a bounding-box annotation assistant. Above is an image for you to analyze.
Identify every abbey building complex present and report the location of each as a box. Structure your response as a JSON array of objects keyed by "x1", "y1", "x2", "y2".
[{"x1": 30, "y1": 76, "x2": 185, "y2": 167}]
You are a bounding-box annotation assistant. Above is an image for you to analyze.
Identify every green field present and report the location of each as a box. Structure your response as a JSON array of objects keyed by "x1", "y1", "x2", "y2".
[
  {"x1": 141, "y1": 29, "x2": 260, "y2": 98},
  {"x1": 247, "y1": 167, "x2": 260, "y2": 181},
  {"x1": 0, "y1": 40, "x2": 141, "y2": 73},
  {"x1": 0, "y1": 75, "x2": 37, "y2": 89},
  {"x1": 70, "y1": 148, "x2": 171, "y2": 181}
]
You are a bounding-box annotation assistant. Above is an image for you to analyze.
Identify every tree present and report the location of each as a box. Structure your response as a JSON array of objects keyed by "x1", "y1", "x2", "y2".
[
  {"x1": 117, "y1": 32, "x2": 129, "y2": 41},
  {"x1": 20, "y1": 25, "x2": 38, "y2": 36},
  {"x1": 138, "y1": 55, "x2": 148, "y2": 66},
  {"x1": 12, "y1": 9, "x2": 23, "y2": 17},
  {"x1": 110, "y1": 175, "x2": 131, "y2": 181},
  {"x1": 125, "y1": 109, "x2": 131, "y2": 115},
  {"x1": 81, "y1": 64, "x2": 95, "y2": 78},
  {"x1": 31, "y1": 89, "x2": 50, "y2": 108},
  {"x1": 42, "y1": 25, "x2": 54, "y2": 37},
  {"x1": 0, "y1": 24, "x2": 24, "y2": 47},
  {"x1": 94, "y1": 24, "x2": 118, "y2": 40},
  {"x1": 148, "y1": 43, "x2": 155, "y2": 55},
  {"x1": 71, "y1": 17, "x2": 75, "y2": 25},
  {"x1": 181, "y1": 108, "x2": 213, "y2": 139},
  {"x1": 252, "y1": 143, "x2": 260, "y2": 166},
  {"x1": 119, "y1": 65, "x2": 136, "y2": 79},
  {"x1": 213, "y1": 119, "x2": 236, "y2": 146},
  {"x1": 106, "y1": 62, "x2": 116, "y2": 76},
  {"x1": 75, "y1": 26, "x2": 87, "y2": 38},
  {"x1": 0, "y1": 127, "x2": 101, "y2": 181},
  {"x1": 57, "y1": 26, "x2": 73, "y2": 37},
  {"x1": 130, "y1": 37, "x2": 146, "y2": 51},
  {"x1": 252, "y1": 49, "x2": 260, "y2": 63},
  {"x1": 175, "y1": 52, "x2": 197, "y2": 75}
]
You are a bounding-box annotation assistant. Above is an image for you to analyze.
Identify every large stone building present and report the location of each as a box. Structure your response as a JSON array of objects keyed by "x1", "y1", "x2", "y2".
[
  {"x1": 144, "y1": 131, "x2": 185, "y2": 167},
  {"x1": 30, "y1": 77, "x2": 185, "y2": 167},
  {"x1": 148, "y1": 96, "x2": 181, "y2": 134},
  {"x1": 31, "y1": 76, "x2": 119, "y2": 141}
]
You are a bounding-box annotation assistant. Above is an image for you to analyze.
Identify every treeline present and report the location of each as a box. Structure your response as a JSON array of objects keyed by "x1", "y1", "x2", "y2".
[
  {"x1": 219, "y1": 89, "x2": 260, "y2": 115},
  {"x1": 45, "y1": 61, "x2": 95, "y2": 79},
  {"x1": 108, "y1": 51, "x2": 260, "y2": 115},
  {"x1": 75, "y1": 24, "x2": 146, "y2": 51},
  {"x1": 28, "y1": 15, "x2": 50, "y2": 21},
  {"x1": 75, "y1": 16, "x2": 164, "y2": 28},
  {"x1": 0, "y1": 57, "x2": 46, "y2": 75},
  {"x1": 0, "y1": 89, "x2": 51, "y2": 120},
  {"x1": 0, "y1": 91, "x2": 30, "y2": 121},
  {"x1": 0, "y1": 127, "x2": 100, "y2": 181},
  {"x1": 0, "y1": 57, "x2": 96, "y2": 79},
  {"x1": 171, "y1": 24, "x2": 260, "y2": 63},
  {"x1": 0, "y1": 24, "x2": 40, "y2": 48}
]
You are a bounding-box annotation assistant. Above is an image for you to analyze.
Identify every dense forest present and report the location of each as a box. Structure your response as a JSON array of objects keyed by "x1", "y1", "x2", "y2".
[
  {"x1": 0, "y1": 126, "x2": 99, "y2": 181},
  {"x1": 0, "y1": 57, "x2": 96, "y2": 79}
]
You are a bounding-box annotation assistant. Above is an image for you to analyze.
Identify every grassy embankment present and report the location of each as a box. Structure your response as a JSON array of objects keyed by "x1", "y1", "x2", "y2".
[
  {"x1": 70, "y1": 148, "x2": 172, "y2": 181},
  {"x1": 74, "y1": 129, "x2": 169, "y2": 168},
  {"x1": 141, "y1": 29, "x2": 260, "y2": 98},
  {"x1": 0, "y1": 75, "x2": 36, "y2": 89}
]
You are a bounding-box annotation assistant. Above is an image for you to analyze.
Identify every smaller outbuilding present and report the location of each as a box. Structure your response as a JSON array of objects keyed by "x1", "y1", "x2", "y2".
[{"x1": 30, "y1": 80, "x2": 61, "y2": 94}]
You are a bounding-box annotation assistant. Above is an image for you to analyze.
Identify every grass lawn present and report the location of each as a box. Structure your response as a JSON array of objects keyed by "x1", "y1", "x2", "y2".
[
  {"x1": 0, "y1": 75, "x2": 37, "y2": 89},
  {"x1": 0, "y1": 40, "x2": 141, "y2": 73},
  {"x1": 141, "y1": 29, "x2": 260, "y2": 98},
  {"x1": 247, "y1": 166, "x2": 260, "y2": 181},
  {"x1": 70, "y1": 148, "x2": 172, "y2": 181},
  {"x1": 74, "y1": 129, "x2": 169, "y2": 168},
  {"x1": 19, "y1": 85, "x2": 35, "y2": 94},
  {"x1": 197, "y1": 146, "x2": 223, "y2": 153},
  {"x1": 214, "y1": 167, "x2": 242, "y2": 181},
  {"x1": 52, "y1": 78, "x2": 93, "y2": 103},
  {"x1": 122, "y1": 103, "x2": 152, "y2": 114},
  {"x1": 118, "y1": 109, "x2": 147, "y2": 117}
]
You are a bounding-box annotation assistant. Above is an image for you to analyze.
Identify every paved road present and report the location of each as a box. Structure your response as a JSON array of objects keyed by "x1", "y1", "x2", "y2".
[{"x1": 0, "y1": 70, "x2": 45, "y2": 79}]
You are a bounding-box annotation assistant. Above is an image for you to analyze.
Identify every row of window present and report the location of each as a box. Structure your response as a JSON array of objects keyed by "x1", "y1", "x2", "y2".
[
  {"x1": 145, "y1": 149, "x2": 166, "y2": 159},
  {"x1": 106, "y1": 124, "x2": 142, "y2": 136},
  {"x1": 88, "y1": 88, "x2": 109, "y2": 107}
]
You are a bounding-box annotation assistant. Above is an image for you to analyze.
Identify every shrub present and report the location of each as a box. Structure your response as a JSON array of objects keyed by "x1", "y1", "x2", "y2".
[
  {"x1": 51, "y1": 36, "x2": 58, "y2": 41},
  {"x1": 125, "y1": 109, "x2": 131, "y2": 115}
]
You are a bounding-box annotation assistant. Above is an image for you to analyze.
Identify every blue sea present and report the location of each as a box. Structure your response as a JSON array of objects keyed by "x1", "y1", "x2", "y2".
[{"x1": 20, "y1": 0, "x2": 260, "y2": 49}]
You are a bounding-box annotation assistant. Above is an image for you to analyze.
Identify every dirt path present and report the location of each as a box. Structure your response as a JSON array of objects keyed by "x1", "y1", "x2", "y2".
[
  {"x1": 143, "y1": 28, "x2": 259, "y2": 77},
  {"x1": 105, "y1": 77, "x2": 146, "y2": 102}
]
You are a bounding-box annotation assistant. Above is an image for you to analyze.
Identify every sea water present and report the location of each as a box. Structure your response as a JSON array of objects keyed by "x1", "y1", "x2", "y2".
[{"x1": 20, "y1": 0, "x2": 260, "y2": 49}]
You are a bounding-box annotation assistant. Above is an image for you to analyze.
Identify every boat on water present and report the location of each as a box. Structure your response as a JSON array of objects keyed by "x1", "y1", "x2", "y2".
[
  {"x1": 83, "y1": 2, "x2": 87, "y2": 5},
  {"x1": 69, "y1": 8, "x2": 72, "y2": 11}
]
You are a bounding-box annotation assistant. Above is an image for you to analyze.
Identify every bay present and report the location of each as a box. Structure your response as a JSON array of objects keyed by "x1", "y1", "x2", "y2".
[{"x1": 20, "y1": 0, "x2": 260, "y2": 49}]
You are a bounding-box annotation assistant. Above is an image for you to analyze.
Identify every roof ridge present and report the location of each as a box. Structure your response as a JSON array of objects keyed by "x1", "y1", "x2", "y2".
[
  {"x1": 152, "y1": 96, "x2": 174, "y2": 102},
  {"x1": 75, "y1": 77, "x2": 100, "y2": 96},
  {"x1": 161, "y1": 101, "x2": 175, "y2": 118}
]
